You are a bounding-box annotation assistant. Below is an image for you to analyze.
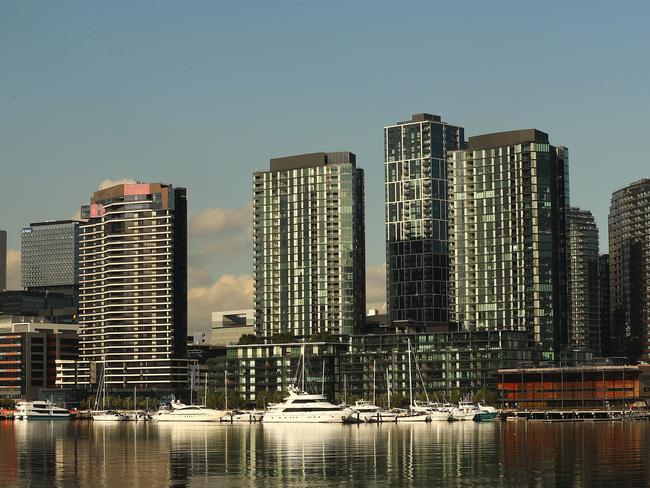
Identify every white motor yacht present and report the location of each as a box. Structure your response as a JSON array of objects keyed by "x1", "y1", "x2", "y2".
[
  {"x1": 262, "y1": 386, "x2": 353, "y2": 423},
  {"x1": 15, "y1": 400, "x2": 71, "y2": 420},
  {"x1": 154, "y1": 400, "x2": 226, "y2": 422}
]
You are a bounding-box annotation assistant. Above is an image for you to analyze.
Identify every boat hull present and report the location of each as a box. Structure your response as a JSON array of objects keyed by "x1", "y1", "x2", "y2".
[
  {"x1": 263, "y1": 412, "x2": 351, "y2": 423},
  {"x1": 474, "y1": 411, "x2": 498, "y2": 422}
]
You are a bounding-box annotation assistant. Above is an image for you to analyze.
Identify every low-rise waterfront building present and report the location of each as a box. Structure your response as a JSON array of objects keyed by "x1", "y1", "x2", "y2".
[
  {"x1": 222, "y1": 341, "x2": 348, "y2": 406},
  {"x1": 0, "y1": 318, "x2": 79, "y2": 400},
  {"x1": 498, "y1": 364, "x2": 649, "y2": 409},
  {"x1": 342, "y1": 330, "x2": 532, "y2": 403},
  {"x1": 221, "y1": 330, "x2": 531, "y2": 407}
]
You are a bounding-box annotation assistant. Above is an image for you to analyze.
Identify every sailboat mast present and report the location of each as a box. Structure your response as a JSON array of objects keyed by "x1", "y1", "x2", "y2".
[
  {"x1": 301, "y1": 343, "x2": 306, "y2": 392},
  {"x1": 224, "y1": 370, "x2": 228, "y2": 411},
  {"x1": 387, "y1": 367, "x2": 391, "y2": 409},
  {"x1": 373, "y1": 359, "x2": 376, "y2": 406},
  {"x1": 407, "y1": 338, "x2": 413, "y2": 408},
  {"x1": 321, "y1": 360, "x2": 325, "y2": 396},
  {"x1": 204, "y1": 371, "x2": 208, "y2": 406}
]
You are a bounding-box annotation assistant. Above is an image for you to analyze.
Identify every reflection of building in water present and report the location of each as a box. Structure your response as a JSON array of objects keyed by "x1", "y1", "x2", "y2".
[
  {"x1": 8, "y1": 422, "x2": 173, "y2": 487},
  {"x1": 499, "y1": 422, "x2": 649, "y2": 486}
]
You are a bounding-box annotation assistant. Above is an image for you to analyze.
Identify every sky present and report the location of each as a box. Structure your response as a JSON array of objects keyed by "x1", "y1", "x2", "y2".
[{"x1": 1, "y1": 0, "x2": 649, "y2": 333}]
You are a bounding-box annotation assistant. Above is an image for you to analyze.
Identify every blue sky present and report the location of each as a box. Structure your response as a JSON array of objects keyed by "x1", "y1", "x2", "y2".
[{"x1": 1, "y1": 0, "x2": 649, "y2": 330}]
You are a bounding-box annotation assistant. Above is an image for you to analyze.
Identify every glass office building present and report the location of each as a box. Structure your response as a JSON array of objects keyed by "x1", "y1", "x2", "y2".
[
  {"x1": 253, "y1": 152, "x2": 365, "y2": 338},
  {"x1": 567, "y1": 207, "x2": 600, "y2": 353},
  {"x1": 21, "y1": 220, "x2": 80, "y2": 298},
  {"x1": 384, "y1": 113, "x2": 465, "y2": 326},
  {"x1": 448, "y1": 130, "x2": 570, "y2": 359},
  {"x1": 608, "y1": 179, "x2": 650, "y2": 360}
]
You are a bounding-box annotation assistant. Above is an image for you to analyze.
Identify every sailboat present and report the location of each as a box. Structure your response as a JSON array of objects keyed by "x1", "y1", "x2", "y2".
[
  {"x1": 349, "y1": 360, "x2": 383, "y2": 422},
  {"x1": 92, "y1": 365, "x2": 128, "y2": 421},
  {"x1": 395, "y1": 339, "x2": 430, "y2": 423}
]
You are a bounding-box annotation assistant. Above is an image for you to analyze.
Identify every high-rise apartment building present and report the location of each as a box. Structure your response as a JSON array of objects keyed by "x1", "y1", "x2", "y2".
[
  {"x1": 599, "y1": 254, "x2": 611, "y2": 356},
  {"x1": 253, "y1": 152, "x2": 365, "y2": 338},
  {"x1": 21, "y1": 221, "x2": 80, "y2": 300},
  {"x1": 384, "y1": 113, "x2": 465, "y2": 326},
  {"x1": 0, "y1": 230, "x2": 6, "y2": 291},
  {"x1": 567, "y1": 207, "x2": 600, "y2": 353},
  {"x1": 448, "y1": 129, "x2": 570, "y2": 359},
  {"x1": 608, "y1": 179, "x2": 650, "y2": 360},
  {"x1": 76, "y1": 183, "x2": 188, "y2": 391}
]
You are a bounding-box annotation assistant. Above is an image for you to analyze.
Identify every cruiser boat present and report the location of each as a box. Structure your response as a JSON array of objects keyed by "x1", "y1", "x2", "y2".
[
  {"x1": 154, "y1": 400, "x2": 226, "y2": 422},
  {"x1": 412, "y1": 401, "x2": 452, "y2": 421},
  {"x1": 395, "y1": 409, "x2": 430, "y2": 422},
  {"x1": 449, "y1": 401, "x2": 481, "y2": 421},
  {"x1": 92, "y1": 410, "x2": 129, "y2": 422},
  {"x1": 15, "y1": 400, "x2": 71, "y2": 420},
  {"x1": 474, "y1": 404, "x2": 499, "y2": 421},
  {"x1": 349, "y1": 400, "x2": 383, "y2": 423},
  {"x1": 221, "y1": 410, "x2": 264, "y2": 422},
  {"x1": 262, "y1": 386, "x2": 354, "y2": 423}
]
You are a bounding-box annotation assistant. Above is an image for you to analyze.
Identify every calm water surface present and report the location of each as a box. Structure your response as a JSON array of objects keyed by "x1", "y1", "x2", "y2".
[{"x1": 1, "y1": 420, "x2": 648, "y2": 487}]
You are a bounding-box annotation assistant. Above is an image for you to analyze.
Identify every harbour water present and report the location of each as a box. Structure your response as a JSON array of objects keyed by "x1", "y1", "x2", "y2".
[{"x1": 1, "y1": 420, "x2": 649, "y2": 487}]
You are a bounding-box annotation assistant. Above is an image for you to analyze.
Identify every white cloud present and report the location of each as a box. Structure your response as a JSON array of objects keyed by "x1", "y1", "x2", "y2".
[
  {"x1": 366, "y1": 262, "x2": 387, "y2": 312},
  {"x1": 188, "y1": 274, "x2": 253, "y2": 333},
  {"x1": 98, "y1": 178, "x2": 136, "y2": 190},
  {"x1": 187, "y1": 202, "x2": 253, "y2": 287},
  {"x1": 189, "y1": 201, "x2": 252, "y2": 238},
  {"x1": 5, "y1": 249, "x2": 21, "y2": 290}
]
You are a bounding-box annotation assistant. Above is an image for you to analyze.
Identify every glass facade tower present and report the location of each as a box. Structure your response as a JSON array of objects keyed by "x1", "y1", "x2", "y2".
[
  {"x1": 253, "y1": 152, "x2": 365, "y2": 338},
  {"x1": 384, "y1": 113, "x2": 465, "y2": 326},
  {"x1": 21, "y1": 220, "x2": 80, "y2": 299},
  {"x1": 567, "y1": 207, "x2": 600, "y2": 353},
  {"x1": 608, "y1": 179, "x2": 650, "y2": 360},
  {"x1": 449, "y1": 129, "x2": 570, "y2": 359}
]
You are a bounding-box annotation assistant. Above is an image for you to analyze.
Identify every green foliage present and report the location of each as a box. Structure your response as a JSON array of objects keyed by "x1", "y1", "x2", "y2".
[
  {"x1": 82, "y1": 395, "x2": 158, "y2": 410},
  {"x1": 271, "y1": 332, "x2": 294, "y2": 344},
  {"x1": 197, "y1": 390, "x2": 246, "y2": 409},
  {"x1": 309, "y1": 332, "x2": 334, "y2": 343},
  {"x1": 0, "y1": 398, "x2": 16, "y2": 409},
  {"x1": 254, "y1": 389, "x2": 285, "y2": 409},
  {"x1": 238, "y1": 334, "x2": 264, "y2": 345},
  {"x1": 472, "y1": 389, "x2": 497, "y2": 405}
]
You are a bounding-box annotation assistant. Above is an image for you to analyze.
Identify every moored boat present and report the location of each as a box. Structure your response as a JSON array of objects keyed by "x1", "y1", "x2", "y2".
[
  {"x1": 262, "y1": 386, "x2": 353, "y2": 423},
  {"x1": 154, "y1": 400, "x2": 226, "y2": 422},
  {"x1": 15, "y1": 400, "x2": 71, "y2": 420}
]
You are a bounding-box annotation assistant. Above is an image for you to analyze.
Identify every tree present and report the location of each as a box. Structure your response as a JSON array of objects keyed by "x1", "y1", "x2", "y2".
[
  {"x1": 238, "y1": 334, "x2": 263, "y2": 345},
  {"x1": 271, "y1": 332, "x2": 294, "y2": 344}
]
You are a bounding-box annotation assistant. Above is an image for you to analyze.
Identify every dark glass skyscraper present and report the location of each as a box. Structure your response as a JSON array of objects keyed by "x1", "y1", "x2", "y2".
[
  {"x1": 567, "y1": 207, "x2": 600, "y2": 353},
  {"x1": 384, "y1": 113, "x2": 465, "y2": 326},
  {"x1": 599, "y1": 254, "x2": 611, "y2": 356},
  {"x1": 448, "y1": 129, "x2": 570, "y2": 359},
  {"x1": 608, "y1": 179, "x2": 650, "y2": 360}
]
